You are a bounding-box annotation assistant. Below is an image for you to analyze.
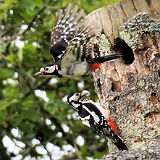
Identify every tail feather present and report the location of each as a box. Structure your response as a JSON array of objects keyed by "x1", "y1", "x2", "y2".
[
  {"x1": 91, "y1": 53, "x2": 122, "y2": 64},
  {"x1": 113, "y1": 134, "x2": 128, "y2": 150},
  {"x1": 102, "y1": 125, "x2": 128, "y2": 150}
]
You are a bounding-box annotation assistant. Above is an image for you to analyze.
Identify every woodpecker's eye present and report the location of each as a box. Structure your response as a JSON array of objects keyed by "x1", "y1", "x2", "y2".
[
  {"x1": 75, "y1": 93, "x2": 79, "y2": 96},
  {"x1": 45, "y1": 68, "x2": 49, "y2": 71}
]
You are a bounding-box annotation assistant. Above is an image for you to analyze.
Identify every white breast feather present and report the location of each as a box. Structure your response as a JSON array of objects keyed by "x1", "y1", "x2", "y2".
[
  {"x1": 82, "y1": 105, "x2": 100, "y2": 124},
  {"x1": 83, "y1": 100, "x2": 110, "y2": 120},
  {"x1": 79, "y1": 116, "x2": 90, "y2": 127},
  {"x1": 59, "y1": 61, "x2": 90, "y2": 77}
]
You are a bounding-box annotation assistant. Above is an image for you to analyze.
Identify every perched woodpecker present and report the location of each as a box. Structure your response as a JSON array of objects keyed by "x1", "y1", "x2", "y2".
[
  {"x1": 33, "y1": 4, "x2": 122, "y2": 78},
  {"x1": 67, "y1": 92, "x2": 128, "y2": 150}
]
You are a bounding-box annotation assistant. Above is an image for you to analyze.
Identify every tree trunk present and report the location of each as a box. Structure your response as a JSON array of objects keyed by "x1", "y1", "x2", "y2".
[{"x1": 83, "y1": 0, "x2": 160, "y2": 158}]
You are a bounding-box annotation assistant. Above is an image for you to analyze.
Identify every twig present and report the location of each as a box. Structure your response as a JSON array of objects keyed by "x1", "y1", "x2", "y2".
[{"x1": 4, "y1": 0, "x2": 52, "y2": 54}]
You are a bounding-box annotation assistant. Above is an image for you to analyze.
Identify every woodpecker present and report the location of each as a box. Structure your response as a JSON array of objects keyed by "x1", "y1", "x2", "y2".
[
  {"x1": 33, "y1": 4, "x2": 122, "y2": 78},
  {"x1": 67, "y1": 92, "x2": 128, "y2": 150}
]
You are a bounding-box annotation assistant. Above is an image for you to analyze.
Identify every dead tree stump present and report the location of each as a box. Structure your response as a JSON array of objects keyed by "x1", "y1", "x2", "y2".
[{"x1": 82, "y1": 0, "x2": 160, "y2": 157}]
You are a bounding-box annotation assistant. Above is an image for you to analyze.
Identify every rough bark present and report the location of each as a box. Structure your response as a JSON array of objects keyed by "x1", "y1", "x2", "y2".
[{"x1": 83, "y1": 0, "x2": 160, "y2": 158}]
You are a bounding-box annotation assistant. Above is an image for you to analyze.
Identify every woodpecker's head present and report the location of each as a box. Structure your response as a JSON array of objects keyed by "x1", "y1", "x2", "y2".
[
  {"x1": 33, "y1": 64, "x2": 62, "y2": 78},
  {"x1": 67, "y1": 93, "x2": 82, "y2": 108},
  {"x1": 67, "y1": 92, "x2": 89, "y2": 108}
]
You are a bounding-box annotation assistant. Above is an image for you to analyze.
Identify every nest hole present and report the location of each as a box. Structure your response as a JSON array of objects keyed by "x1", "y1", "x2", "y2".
[{"x1": 111, "y1": 37, "x2": 135, "y2": 64}]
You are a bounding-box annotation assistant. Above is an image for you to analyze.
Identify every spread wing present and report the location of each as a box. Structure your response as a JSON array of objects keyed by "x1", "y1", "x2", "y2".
[
  {"x1": 60, "y1": 25, "x2": 100, "y2": 70},
  {"x1": 50, "y1": 4, "x2": 84, "y2": 62},
  {"x1": 61, "y1": 26, "x2": 99, "y2": 65}
]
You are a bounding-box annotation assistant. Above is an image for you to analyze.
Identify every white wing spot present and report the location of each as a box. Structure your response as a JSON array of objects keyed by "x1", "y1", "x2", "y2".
[
  {"x1": 66, "y1": 21, "x2": 69, "y2": 24},
  {"x1": 69, "y1": 23, "x2": 73, "y2": 28},
  {"x1": 58, "y1": 54, "x2": 63, "y2": 58}
]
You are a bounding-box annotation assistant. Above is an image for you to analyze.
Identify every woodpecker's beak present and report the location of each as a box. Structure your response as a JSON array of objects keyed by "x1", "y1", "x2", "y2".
[
  {"x1": 81, "y1": 92, "x2": 90, "y2": 97},
  {"x1": 79, "y1": 92, "x2": 89, "y2": 101},
  {"x1": 40, "y1": 67, "x2": 45, "y2": 72},
  {"x1": 33, "y1": 67, "x2": 45, "y2": 77}
]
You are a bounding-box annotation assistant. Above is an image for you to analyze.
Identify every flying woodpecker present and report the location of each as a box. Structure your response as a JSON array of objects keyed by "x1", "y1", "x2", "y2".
[
  {"x1": 67, "y1": 92, "x2": 128, "y2": 150},
  {"x1": 33, "y1": 4, "x2": 122, "y2": 78}
]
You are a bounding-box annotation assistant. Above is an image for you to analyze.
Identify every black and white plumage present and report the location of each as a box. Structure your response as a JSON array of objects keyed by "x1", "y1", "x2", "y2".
[
  {"x1": 67, "y1": 92, "x2": 128, "y2": 150},
  {"x1": 50, "y1": 4, "x2": 84, "y2": 62},
  {"x1": 33, "y1": 4, "x2": 123, "y2": 78}
]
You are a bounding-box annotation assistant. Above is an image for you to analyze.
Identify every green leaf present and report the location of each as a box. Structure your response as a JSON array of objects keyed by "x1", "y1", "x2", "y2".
[
  {"x1": 3, "y1": 87, "x2": 20, "y2": 99},
  {"x1": 6, "y1": 53, "x2": 16, "y2": 62},
  {"x1": 0, "y1": 44, "x2": 6, "y2": 53},
  {"x1": 18, "y1": 48, "x2": 23, "y2": 61},
  {"x1": 0, "y1": 69, "x2": 14, "y2": 80}
]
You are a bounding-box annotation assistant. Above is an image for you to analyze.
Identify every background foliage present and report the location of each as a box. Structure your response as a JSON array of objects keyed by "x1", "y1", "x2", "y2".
[{"x1": 0, "y1": 0, "x2": 119, "y2": 159}]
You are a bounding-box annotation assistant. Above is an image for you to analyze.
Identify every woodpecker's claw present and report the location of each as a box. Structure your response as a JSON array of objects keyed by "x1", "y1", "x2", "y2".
[{"x1": 33, "y1": 72, "x2": 44, "y2": 77}]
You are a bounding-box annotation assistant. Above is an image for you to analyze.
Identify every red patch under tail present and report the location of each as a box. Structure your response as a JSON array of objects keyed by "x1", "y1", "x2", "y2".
[
  {"x1": 91, "y1": 63, "x2": 102, "y2": 72},
  {"x1": 108, "y1": 116, "x2": 118, "y2": 135}
]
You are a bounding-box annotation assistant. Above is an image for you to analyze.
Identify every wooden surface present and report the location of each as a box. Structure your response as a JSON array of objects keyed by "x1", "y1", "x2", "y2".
[
  {"x1": 82, "y1": 0, "x2": 160, "y2": 153},
  {"x1": 83, "y1": 0, "x2": 160, "y2": 43}
]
